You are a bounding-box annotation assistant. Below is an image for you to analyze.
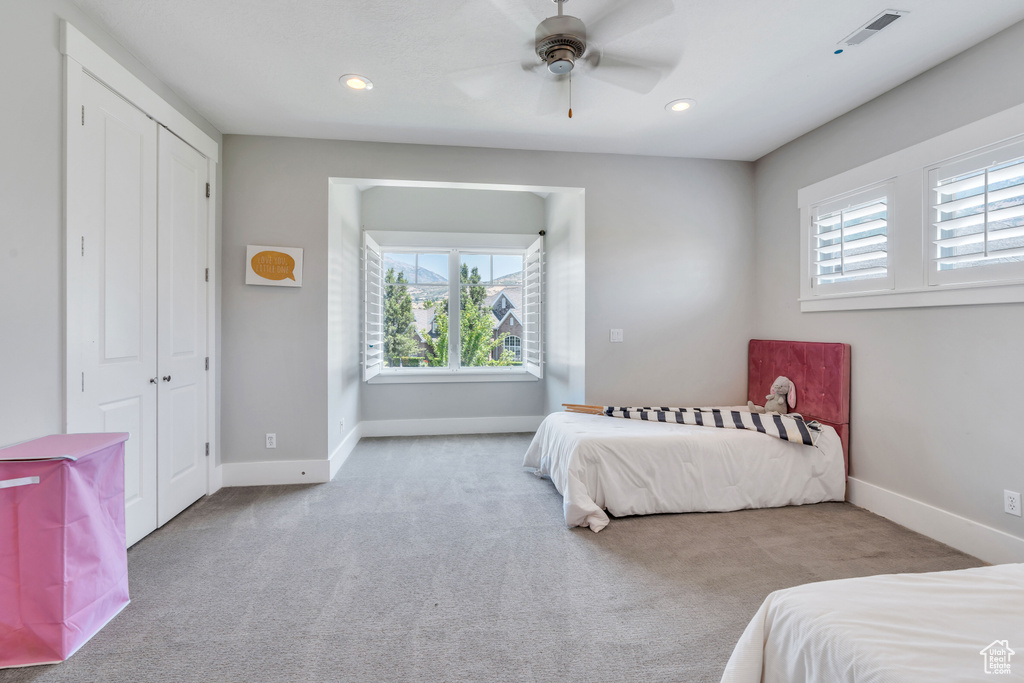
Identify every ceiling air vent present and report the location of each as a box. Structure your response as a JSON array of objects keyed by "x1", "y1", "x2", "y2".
[{"x1": 840, "y1": 9, "x2": 908, "y2": 47}]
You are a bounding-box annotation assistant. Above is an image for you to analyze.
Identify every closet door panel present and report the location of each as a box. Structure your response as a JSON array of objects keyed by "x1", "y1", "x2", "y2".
[
  {"x1": 101, "y1": 118, "x2": 147, "y2": 362},
  {"x1": 100, "y1": 397, "x2": 145, "y2": 505},
  {"x1": 156, "y1": 127, "x2": 209, "y2": 526},
  {"x1": 70, "y1": 74, "x2": 159, "y2": 547}
]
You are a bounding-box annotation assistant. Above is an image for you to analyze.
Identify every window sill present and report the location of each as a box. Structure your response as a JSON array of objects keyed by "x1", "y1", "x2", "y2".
[
  {"x1": 368, "y1": 370, "x2": 539, "y2": 384},
  {"x1": 800, "y1": 280, "x2": 1024, "y2": 312}
]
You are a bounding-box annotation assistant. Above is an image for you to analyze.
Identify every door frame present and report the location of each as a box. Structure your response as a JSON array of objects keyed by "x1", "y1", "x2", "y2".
[{"x1": 62, "y1": 21, "x2": 222, "y2": 497}]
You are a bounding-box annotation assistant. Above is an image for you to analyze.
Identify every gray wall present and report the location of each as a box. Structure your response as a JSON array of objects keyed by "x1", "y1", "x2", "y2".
[
  {"x1": 328, "y1": 182, "x2": 361, "y2": 459},
  {"x1": 753, "y1": 20, "x2": 1024, "y2": 540},
  {"x1": 220, "y1": 148, "x2": 329, "y2": 465},
  {"x1": 543, "y1": 190, "x2": 587, "y2": 414},
  {"x1": 0, "y1": 0, "x2": 221, "y2": 448},
  {"x1": 222, "y1": 135, "x2": 755, "y2": 463},
  {"x1": 360, "y1": 186, "x2": 547, "y2": 422},
  {"x1": 362, "y1": 186, "x2": 545, "y2": 233}
]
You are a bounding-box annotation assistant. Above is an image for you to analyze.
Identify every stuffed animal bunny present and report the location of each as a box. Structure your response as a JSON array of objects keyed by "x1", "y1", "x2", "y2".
[{"x1": 748, "y1": 376, "x2": 797, "y2": 415}]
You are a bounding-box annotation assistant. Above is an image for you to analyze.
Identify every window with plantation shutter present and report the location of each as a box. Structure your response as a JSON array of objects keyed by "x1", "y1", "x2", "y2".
[
  {"x1": 799, "y1": 105, "x2": 1024, "y2": 311},
  {"x1": 928, "y1": 139, "x2": 1024, "y2": 286},
  {"x1": 361, "y1": 231, "x2": 542, "y2": 382},
  {"x1": 522, "y1": 236, "x2": 543, "y2": 378},
  {"x1": 810, "y1": 183, "x2": 894, "y2": 295},
  {"x1": 362, "y1": 232, "x2": 384, "y2": 380}
]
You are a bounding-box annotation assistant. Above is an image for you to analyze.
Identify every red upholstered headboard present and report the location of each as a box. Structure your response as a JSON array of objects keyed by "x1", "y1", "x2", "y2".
[{"x1": 747, "y1": 339, "x2": 851, "y2": 476}]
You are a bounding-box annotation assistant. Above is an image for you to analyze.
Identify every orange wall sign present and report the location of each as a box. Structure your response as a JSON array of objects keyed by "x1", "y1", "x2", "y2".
[
  {"x1": 252, "y1": 251, "x2": 295, "y2": 281},
  {"x1": 245, "y1": 245, "x2": 303, "y2": 287}
]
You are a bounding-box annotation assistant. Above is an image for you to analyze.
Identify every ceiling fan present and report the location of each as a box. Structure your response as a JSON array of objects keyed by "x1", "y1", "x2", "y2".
[{"x1": 451, "y1": 0, "x2": 678, "y2": 117}]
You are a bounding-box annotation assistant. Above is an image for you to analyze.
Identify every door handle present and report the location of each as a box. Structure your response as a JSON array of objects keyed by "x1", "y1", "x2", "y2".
[
  {"x1": 149, "y1": 377, "x2": 157, "y2": 384},
  {"x1": 162, "y1": 375, "x2": 172, "y2": 382}
]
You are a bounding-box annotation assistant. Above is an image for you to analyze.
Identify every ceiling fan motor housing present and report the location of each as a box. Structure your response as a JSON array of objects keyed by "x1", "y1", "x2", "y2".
[{"x1": 535, "y1": 15, "x2": 587, "y2": 74}]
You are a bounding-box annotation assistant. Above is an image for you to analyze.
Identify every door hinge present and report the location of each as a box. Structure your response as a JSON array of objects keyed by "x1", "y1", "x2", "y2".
[
  {"x1": 81, "y1": 372, "x2": 85, "y2": 392},
  {"x1": 205, "y1": 357, "x2": 209, "y2": 371},
  {"x1": 81, "y1": 236, "x2": 84, "y2": 256},
  {"x1": 205, "y1": 267, "x2": 209, "y2": 282},
  {"x1": 81, "y1": 105, "x2": 85, "y2": 126},
  {"x1": 206, "y1": 182, "x2": 211, "y2": 198},
  {"x1": 205, "y1": 442, "x2": 210, "y2": 457}
]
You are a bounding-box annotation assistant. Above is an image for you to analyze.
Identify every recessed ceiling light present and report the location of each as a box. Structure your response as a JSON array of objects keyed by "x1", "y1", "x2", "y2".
[
  {"x1": 341, "y1": 74, "x2": 373, "y2": 91},
  {"x1": 665, "y1": 98, "x2": 696, "y2": 113}
]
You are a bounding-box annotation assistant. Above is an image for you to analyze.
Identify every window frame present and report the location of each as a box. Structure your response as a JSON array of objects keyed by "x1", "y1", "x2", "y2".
[
  {"x1": 363, "y1": 231, "x2": 543, "y2": 383},
  {"x1": 797, "y1": 100, "x2": 1024, "y2": 312}
]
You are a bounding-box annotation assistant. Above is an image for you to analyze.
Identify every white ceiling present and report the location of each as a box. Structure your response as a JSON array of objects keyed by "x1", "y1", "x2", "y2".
[{"x1": 72, "y1": 0, "x2": 1024, "y2": 161}]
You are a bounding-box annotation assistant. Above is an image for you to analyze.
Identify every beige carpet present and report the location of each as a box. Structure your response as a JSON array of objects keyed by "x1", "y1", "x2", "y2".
[{"x1": 1, "y1": 433, "x2": 982, "y2": 682}]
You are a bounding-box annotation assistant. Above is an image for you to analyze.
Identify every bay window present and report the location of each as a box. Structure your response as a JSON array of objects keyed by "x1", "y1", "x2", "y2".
[{"x1": 363, "y1": 232, "x2": 543, "y2": 381}]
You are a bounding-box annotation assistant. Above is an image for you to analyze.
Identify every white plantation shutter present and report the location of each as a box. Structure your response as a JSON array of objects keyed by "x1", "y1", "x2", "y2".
[
  {"x1": 929, "y1": 139, "x2": 1024, "y2": 286},
  {"x1": 810, "y1": 183, "x2": 894, "y2": 295},
  {"x1": 363, "y1": 232, "x2": 384, "y2": 381},
  {"x1": 523, "y1": 236, "x2": 543, "y2": 379}
]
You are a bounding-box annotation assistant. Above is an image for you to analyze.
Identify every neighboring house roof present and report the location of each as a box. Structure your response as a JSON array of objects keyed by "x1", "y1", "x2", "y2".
[
  {"x1": 412, "y1": 307, "x2": 436, "y2": 342},
  {"x1": 484, "y1": 287, "x2": 522, "y2": 311},
  {"x1": 483, "y1": 287, "x2": 523, "y2": 330},
  {"x1": 495, "y1": 309, "x2": 522, "y2": 331}
]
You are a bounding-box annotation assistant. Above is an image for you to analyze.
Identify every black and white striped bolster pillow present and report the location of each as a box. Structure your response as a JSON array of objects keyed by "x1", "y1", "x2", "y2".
[{"x1": 602, "y1": 407, "x2": 820, "y2": 447}]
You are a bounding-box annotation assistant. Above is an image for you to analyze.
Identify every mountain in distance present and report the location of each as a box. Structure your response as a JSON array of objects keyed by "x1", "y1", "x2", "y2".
[
  {"x1": 383, "y1": 255, "x2": 523, "y2": 286},
  {"x1": 492, "y1": 270, "x2": 523, "y2": 285},
  {"x1": 382, "y1": 255, "x2": 447, "y2": 284}
]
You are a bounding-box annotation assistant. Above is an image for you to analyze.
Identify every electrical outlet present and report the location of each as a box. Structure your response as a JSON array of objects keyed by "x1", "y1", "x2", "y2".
[
  {"x1": 610, "y1": 328, "x2": 624, "y2": 343},
  {"x1": 1005, "y1": 490, "x2": 1022, "y2": 517},
  {"x1": 266, "y1": 433, "x2": 277, "y2": 449}
]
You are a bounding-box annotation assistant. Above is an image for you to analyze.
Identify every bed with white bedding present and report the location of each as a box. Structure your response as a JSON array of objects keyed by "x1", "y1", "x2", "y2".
[
  {"x1": 523, "y1": 410, "x2": 845, "y2": 531},
  {"x1": 720, "y1": 563, "x2": 1024, "y2": 682},
  {"x1": 523, "y1": 339, "x2": 852, "y2": 531}
]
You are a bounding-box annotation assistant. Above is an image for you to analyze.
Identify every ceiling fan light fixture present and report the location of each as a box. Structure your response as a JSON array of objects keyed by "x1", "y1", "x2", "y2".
[
  {"x1": 665, "y1": 98, "x2": 695, "y2": 113},
  {"x1": 546, "y1": 48, "x2": 577, "y2": 74},
  {"x1": 341, "y1": 74, "x2": 373, "y2": 91}
]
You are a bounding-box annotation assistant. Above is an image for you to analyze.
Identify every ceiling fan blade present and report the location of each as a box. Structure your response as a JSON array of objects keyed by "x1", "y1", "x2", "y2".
[
  {"x1": 536, "y1": 75, "x2": 568, "y2": 116},
  {"x1": 587, "y1": 0, "x2": 675, "y2": 45},
  {"x1": 474, "y1": 0, "x2": 538, "y2": 36},
  {"x1": 449, "y1": 61, "x2": 523, "y2": 100},
  {"x1": 521, "y1": 43, "x2": 545, "y2": 73},
  {"x1": 584, "y1": 52, "x2": 670, "y2": 94}
]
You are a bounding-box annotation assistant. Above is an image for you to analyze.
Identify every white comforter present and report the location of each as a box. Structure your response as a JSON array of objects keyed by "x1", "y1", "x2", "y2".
[
  {"x1": 721, "y1": 563, "x2": 1024, "y2": 682},
  {"x1": 522, "y1": 411, "x2": 845, "y2": 532}
]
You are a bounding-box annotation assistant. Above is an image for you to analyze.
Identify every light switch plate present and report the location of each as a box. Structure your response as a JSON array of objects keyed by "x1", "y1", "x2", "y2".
[{"x1": 610, "y1": 328, "x2": 624, "y2": 343}]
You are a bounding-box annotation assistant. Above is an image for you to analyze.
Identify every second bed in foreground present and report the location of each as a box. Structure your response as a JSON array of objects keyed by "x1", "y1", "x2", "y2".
[{"x1": 720, "y1": 563, "x2": 1024, "y2": 682}]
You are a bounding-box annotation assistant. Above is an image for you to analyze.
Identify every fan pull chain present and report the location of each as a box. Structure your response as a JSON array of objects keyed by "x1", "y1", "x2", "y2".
[{"x1": 568, "y1": 71, "x2": 573, "y2": 119}]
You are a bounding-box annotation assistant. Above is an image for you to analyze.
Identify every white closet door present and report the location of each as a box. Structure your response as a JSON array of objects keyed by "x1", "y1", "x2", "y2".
[
  {"x1": 68, "y1": 74, "x2": 159, "y2": 547},
  {"x1": 156, "y1": 127, "x2": 209, "y2": 526}
]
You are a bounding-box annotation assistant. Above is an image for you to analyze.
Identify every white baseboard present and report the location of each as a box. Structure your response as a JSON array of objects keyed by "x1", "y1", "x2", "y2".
[
  {"x1": 847, "y1": 477, "x2": 1024, "y2": 565},
  {"x1": 221, "y1": 457, "x2": 331, "y2": 487},
  {"x1": 360, "y1": 415, "x2": 544, "y2": 437},
  {"x1": 219, "y1": 418, "x2": 540, "y2": 486},
  {"x1": 329, "y1": 423, "x2": 363, "y2": 480}
]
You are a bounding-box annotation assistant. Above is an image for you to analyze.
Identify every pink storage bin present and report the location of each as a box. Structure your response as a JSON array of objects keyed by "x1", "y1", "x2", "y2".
[{"x1": 0, "y1": 433, "x2": 130, "y2": 668}]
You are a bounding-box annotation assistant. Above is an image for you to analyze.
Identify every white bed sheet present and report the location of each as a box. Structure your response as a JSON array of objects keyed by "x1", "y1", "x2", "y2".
[
  {"x1": 720, "y1": 563, "x2": 1024, "y2": 682},
  {"x1": 522, "y1": 411, "x2": 845, "y2": 532}
]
